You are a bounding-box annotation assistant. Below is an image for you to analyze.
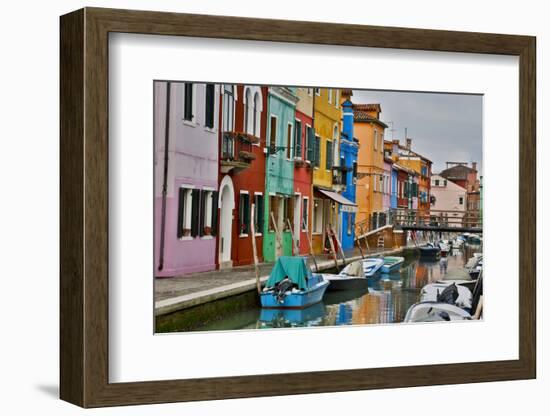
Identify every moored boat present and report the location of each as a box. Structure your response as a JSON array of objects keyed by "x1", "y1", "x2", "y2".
[
  {"x1": 419, "y1": 281, "x2": 473, "y2": 311},
  {"x1": 261, "y1": 256, "x2": 329, "y2": 309},
  {"x1": 339, "y1": 258, "x2": 384, "y2": 278},
  {"x1": 419, "y1": 242, "x2": 441, "y2": 258},
  {"x1": 404, "y1": 302, "x2": 472, "y2": 323},
  {"x1": 381, "y1": 256, "x2": 405, "y2": 274}
]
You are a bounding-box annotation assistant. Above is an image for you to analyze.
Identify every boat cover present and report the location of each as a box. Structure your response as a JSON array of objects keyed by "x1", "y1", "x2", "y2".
[{"x1": 266, "y1": 256, "x2": 311, "y2": 290}]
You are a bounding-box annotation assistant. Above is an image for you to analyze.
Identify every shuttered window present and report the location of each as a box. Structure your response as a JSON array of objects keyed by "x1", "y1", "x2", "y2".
[
  {"x1": 177, "y1": 187, "x2": 193, "y2": 238},
  {"x1": 314, "y1": 135, "x2": 321, "y2": 167},
  {"x1": 326, "y1": 141, "x2": 333, "y2": 170},
  {"x1": 238, "y1": 193, "x2": 250, "y2": 235},
  {"x1": 269, "y1": 116, "x2": 277, "y2": 153},
  {"x1": 306, "y1": 126, "x2": 314, "y2": 162},
  {"x1": 286, "y1": 123, "x2": 292, "y2": 159},
  {"x1": 294, "y1": 119, "x2": 302, "y2": 158},
  {"x1": 302, "y1": 198, "x2": 309, "y2": 231},
  {"x1": 183, "y1": 83, "x2": 194, "y2": 121},
  {"x1": 190, "y1": 189, "x2": 200, "y2": 237},
  {"x1": 204, "y1": 84, "x2": 215, "y2": 128},
  {"x1": 254, "y1": 194, "x2": 264, "y2": 234}
]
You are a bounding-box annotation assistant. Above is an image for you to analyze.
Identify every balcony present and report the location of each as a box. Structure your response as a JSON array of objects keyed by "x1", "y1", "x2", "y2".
[
  {"x1": 332, "y1": 168, "x2": 346, "y2": 192},
  {"x1": 220, "y1": 131, "x2": 259, "y2": 174}
]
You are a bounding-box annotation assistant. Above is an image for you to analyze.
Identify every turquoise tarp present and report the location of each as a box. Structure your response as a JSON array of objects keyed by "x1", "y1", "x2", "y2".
[{"x1": 266, "y1": 256, "x2": 311, "y2": 290}]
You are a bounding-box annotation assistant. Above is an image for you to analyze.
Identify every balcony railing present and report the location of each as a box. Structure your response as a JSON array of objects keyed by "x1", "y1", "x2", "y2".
[{"x1": 221, "y1": 131, "x2": 259, "y2": 173}]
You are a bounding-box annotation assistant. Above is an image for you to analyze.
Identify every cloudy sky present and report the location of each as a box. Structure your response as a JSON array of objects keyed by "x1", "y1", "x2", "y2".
[{"x1": 351, "y1": 89, "x2": 483, "y2": 174}]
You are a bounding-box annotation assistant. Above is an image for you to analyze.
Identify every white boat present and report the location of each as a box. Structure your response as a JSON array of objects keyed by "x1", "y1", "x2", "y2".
[
  {"x1": 339, "y1": 258, "x2": 384, "y2": 278},
  {"x1": 404, "y1": 302, "x2": 472, "y2": 323},
  {"x1": 419, "y1": 282, "x2": 472, "y2": 310},
  {"x1": 438, "y1": 240, "x2": 450, "y2": 257},
  {"x1": 451, "y1": 238, "x2": 464, "y2": 249}
]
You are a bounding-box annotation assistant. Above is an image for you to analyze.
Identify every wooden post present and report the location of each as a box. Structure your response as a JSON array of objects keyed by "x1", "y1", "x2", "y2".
[
  {"x1": 286, "y1": 218, "x2": 296, "y2": 255},
  {"x1": 326, "y1": 225, "x2": 339, "y2": 270},
  {"x1": 331, "y1": 224, "x2": 347, "y2": 266},
  {"x1": 250, "y1": 204, "x2": 261, "y2": 295},
  {"x1": 356, "y1": 235, "x2": 365, "y2": 259},
  {"x1": 303, "y1": 218, "x2": 319, "y2": 272},
  {"x1": 271, "y1": 211, "x2": 282, "y2": 259}
]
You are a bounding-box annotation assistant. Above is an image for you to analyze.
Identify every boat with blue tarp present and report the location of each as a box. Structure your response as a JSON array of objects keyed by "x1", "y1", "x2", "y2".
[{"x1": 260, "y1": 256, "x2": 330, "y2": 309}]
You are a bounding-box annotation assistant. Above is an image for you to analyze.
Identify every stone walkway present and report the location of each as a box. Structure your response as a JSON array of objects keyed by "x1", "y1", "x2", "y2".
[{"x1": 154, "y1": 246, "x2": 407, "y2": 315}]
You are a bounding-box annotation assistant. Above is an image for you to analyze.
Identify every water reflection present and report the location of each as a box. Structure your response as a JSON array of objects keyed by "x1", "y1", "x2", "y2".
[{"x1": 195, "y1": 244, "x2": 481, "y2": 331}]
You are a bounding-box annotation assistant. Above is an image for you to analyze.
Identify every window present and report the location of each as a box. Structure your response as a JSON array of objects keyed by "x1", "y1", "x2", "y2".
[
  {"x1": 459, "y1": 196, "x2": 464, "y2": 205},
  {"x1": 269, "y1": 116, "x2": 277, "y2": 153},
  {"x1": 253, "y1": 92, "x2": 261, "y2": 137},
  {"x1": 306, "y1": 126, "x2": 314, "y2": 162},
  {"x1": 177, "y1": 188, "x2": 201, "y2": 238},
  {"x1": 352, "y1": 162, "x2": 357, "y2": 184},
  {"x1": 183, "y1": 83, "x2": 194, "y2": 122},
  {"x1": 286, "y1": 123, "x2": 293, "y2": 159},
  {"x1": 204, "y1": 84, "x2": 215, "y2": 129},
  {"x1": 307, "y1": 88, "x2": 313, "y2": 96},
  {"x1": 199, "y1": 190, "x2": 214, "y2": 236},
  {"x1": 294, "y1": 119, "x2": 302, "y2": 158},
  {"x1": 333, "y1": 125, "x2": 339, "y2": 167},
  {"x1": 444, "y1": 179, "x2": 447, "y2": 186},
  {"x1": 315, "y1": 88, "x2": 321, "y2": 96},
  {"x1": 374, "y1": 130, "x2": 378, "y2": 150},
  {"x1": 327, "y1": 89, "x2": 332, "y2": 104},
  {"x1": 380, "y1": 132, "x2": 384, "y2": 152},
  {"x1": 312, "y1": 198, "x2": 323, "y2": 234},
  {"x1": 326, "y1": 141, "x2": 333, "y2": 170},
  {"x1": 347, "y1": 212, "x2": 353, "y2": 235},
  {"x1": 244, "y1": 88, "x2": 252, "y2": 134},
  {"x1": 238, "y1": 193, "x2": 250, "y2": 235},
  {"x1": 435, "y1": 179, "x2": 440, "y2": 186},
  {"x1": 302, "y1": 198, "x2": 309, "y2": 231},
  {"x1": 222, "y1": 85, "x2": 234, "y2": 131},
  {"x1": 314, "y1": 135, "x2": 321, "y2": 167},
  {"x1": 253, "y1": 194, "x2": 264, "y2": 234}
]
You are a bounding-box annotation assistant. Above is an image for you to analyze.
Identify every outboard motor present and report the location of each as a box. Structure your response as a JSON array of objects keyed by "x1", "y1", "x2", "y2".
[
  {"x1": 274, "y1": 277, "x2": 294, "y2": 304},
  {"x1": 436, "y1": 282, "x2": 459, "y2": 305}
]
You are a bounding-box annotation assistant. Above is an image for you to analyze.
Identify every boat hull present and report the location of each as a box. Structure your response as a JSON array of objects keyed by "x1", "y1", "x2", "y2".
[
  {"x1": 381, "y1": 257, "x2": 405, "y2": 274},
  {"x1": 323, "y1": 274, "x2": 370, "y2": 291},
  {"x1": 260, "y1": 279, "x2": 330, "y2": 309}
]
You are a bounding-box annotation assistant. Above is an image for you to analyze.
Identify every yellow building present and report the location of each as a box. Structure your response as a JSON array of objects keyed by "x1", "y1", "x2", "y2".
[
  {"x1": 311, "y1": 88, "x2": 342, "y2": 253},
  {"x1": 353, "y1": 104, "x2": 388, "y2": 229}
]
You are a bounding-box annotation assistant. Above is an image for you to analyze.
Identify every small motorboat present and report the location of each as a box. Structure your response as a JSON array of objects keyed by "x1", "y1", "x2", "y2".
[
  {"x1": 261, "y1": 256, "x2": 329, "y2": 309},
  {"x1": 381, "y1": 256, "x2": 405, "y2": 274},
  {"x1": 339, "y1": 258, "x2": 384, "y2": 278},
  {"x1": 324, "y1": 258, "x2": 383, "y2": 291},
  {"x1": 451, "y1": 238, "x2": 464, "y2": 249},
  {"x1": 465, "y1": 254, "x2": 483, "y2": 279},
  {"x1": 404, "y1": 302, "x2": 472, "y2": 323},
  {"x1": 466, "y1": 234, "x2": 482, "y2": 245},
  {"x1": 419, "y1": 282, "x2": 473, "y2": 311},
  {"x1": 418, "y1": 242, "x2": 441, "y2": 259}
]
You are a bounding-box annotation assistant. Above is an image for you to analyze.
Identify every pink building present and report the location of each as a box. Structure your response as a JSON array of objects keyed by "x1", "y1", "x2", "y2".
[
  {"x1": 154, "y1": 81, "x2": 220, "y2": 277},
  {"x1": 430, "y1": 174, "x2": 467, "y2": 226}
]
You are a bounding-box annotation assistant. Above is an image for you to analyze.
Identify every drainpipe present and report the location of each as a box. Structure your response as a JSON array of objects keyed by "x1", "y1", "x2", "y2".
[{"x1": 158, "y1": 82, "x2": 171, "y2": 271}]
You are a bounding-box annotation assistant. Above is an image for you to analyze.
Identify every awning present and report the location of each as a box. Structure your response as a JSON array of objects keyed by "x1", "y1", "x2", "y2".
[{"x1": 318, "y1": 189, "x2": 357, "y2": 213}]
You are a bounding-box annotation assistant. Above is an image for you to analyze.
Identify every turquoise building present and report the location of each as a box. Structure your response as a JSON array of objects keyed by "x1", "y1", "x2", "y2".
[{"x1": 263, "y1": 87, "x2": 299, "y2": 262}]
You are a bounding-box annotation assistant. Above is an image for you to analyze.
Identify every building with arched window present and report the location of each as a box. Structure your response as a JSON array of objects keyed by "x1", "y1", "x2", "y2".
[{"x1": 217, "y1": 85, "x2": 268, "y2": 268}]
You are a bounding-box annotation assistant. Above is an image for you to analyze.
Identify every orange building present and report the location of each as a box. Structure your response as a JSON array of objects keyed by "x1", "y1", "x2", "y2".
[{"x1": 353, "y1": 104, "x2": 388, "y2": 229}]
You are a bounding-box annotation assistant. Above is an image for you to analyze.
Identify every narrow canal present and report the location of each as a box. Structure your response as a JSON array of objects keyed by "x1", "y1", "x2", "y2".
[{"x1": 158, "y1": 244, "x2": 481, "y2": 333}]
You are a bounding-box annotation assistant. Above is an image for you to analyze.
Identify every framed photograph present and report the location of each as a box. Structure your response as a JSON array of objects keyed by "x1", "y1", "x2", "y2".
[{"x1": 60, "y1": 7, "x2": 536, "y2": 408}]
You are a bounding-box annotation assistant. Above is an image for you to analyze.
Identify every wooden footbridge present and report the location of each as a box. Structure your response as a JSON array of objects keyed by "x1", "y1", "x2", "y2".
[{"x1": 355, "y1": 208, "x2": 483, "y2": 241}]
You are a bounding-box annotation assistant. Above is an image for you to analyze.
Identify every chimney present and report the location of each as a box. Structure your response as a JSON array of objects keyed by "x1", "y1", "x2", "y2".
[
  {"x1": 406, "y1": 138, "x2": 412, "y2": 150},
  {"x1": 472, "y1": 161, "x2": 477, "y2": 171}
]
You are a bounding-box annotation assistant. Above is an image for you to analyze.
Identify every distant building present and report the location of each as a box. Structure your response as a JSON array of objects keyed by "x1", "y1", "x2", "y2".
[
  {"x1": 439, "y1": 162, "x2": 480, "y2": 227},
  {"x1": 430, "y1": 174, "x2": 467, "y2": 227}
]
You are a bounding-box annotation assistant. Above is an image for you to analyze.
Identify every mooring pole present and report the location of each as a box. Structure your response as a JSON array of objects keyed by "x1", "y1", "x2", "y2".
[{"x1": 250, "y1": 203, "x2": 261, "y2": 295}]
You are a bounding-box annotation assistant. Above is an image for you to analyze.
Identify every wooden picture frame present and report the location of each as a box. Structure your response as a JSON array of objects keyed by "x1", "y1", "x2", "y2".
[{"x1": 60, "y1": 7, "x2": 536, "y2": 408}]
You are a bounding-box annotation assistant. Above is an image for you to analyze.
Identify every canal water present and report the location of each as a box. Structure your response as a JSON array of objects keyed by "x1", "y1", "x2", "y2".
[{"x1": 171, "y1": 244, "x2": 481, "y2": 332}]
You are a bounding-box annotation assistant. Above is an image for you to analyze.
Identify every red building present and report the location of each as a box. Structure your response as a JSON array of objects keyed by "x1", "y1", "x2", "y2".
[
  {"x1": 293, "y1": 105, "x2": 314, "y2": 255},
  {"x1": 217, "y1": 85, "x2": 268, "y2": 268}
]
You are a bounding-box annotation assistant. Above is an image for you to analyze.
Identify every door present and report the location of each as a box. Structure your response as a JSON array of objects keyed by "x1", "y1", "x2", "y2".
[{"x1": 219, "y1": 178, "x2": 235, "y2": 265}]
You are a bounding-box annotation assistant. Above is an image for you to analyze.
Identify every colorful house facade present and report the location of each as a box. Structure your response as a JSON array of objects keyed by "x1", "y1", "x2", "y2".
[
  {"x1": 312, "y1": 88, "x2": 343, "y2": 253},
  {"x1": 217, "y1": 85, "x2": 268, "y2": 268},
  {"x1": 293, "y1": 87, "x2": 315, "y2": 255},
  {"x1": 353, "y1": 103, "x2": 388, "y2": 230},
  {"x1": 339, "y1": 98, "x2": 359, "y2": 250},
  {"x1": 430, "y1": 174, "x2": 467, "y2": 226},
  {"x1": 263, "y1": 87, "x2": 299, "y2": 262},
  {"x1": 154, "y1": 81, "x2": 220, "y2": 277}
]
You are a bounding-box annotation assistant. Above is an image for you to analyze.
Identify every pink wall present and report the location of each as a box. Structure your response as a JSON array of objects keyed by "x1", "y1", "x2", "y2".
[{"x1": 154, "y1": 82, "x2": 220, "y2": 277}]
